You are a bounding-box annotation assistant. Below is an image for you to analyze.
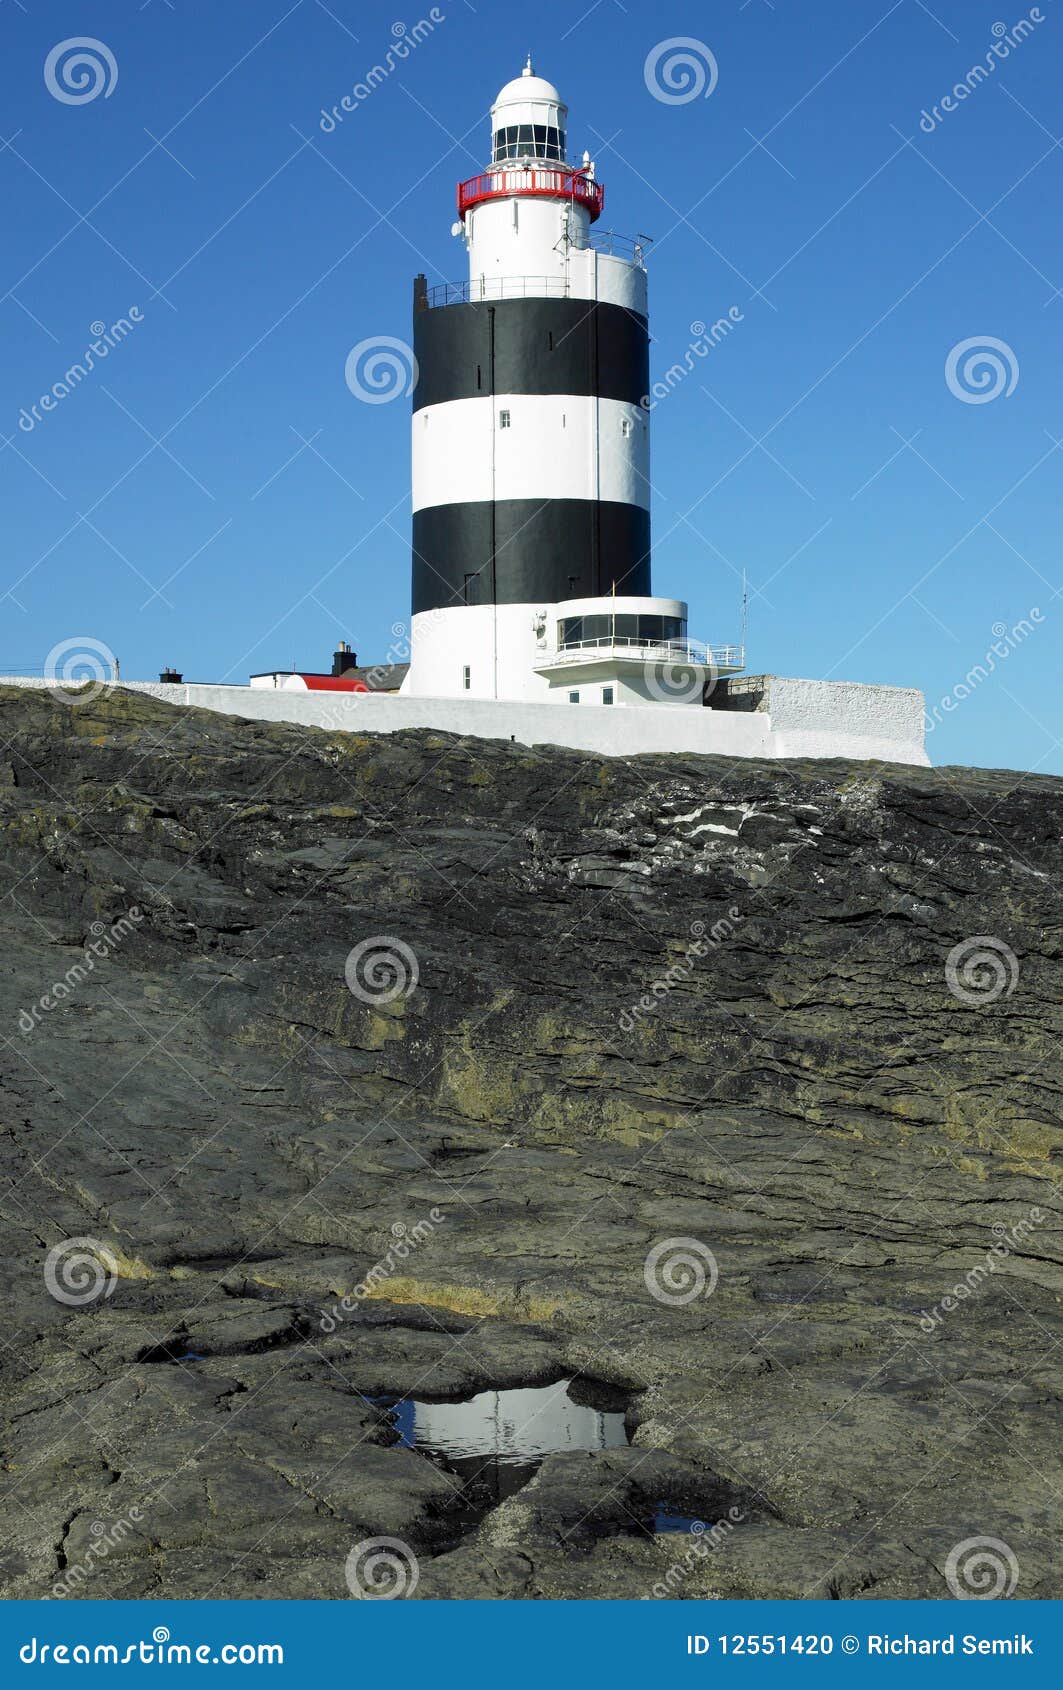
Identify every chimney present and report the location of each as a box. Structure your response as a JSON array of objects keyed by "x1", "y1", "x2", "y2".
[{"x1": 331, "y1": 641, "x2": 358, "y2": 678}]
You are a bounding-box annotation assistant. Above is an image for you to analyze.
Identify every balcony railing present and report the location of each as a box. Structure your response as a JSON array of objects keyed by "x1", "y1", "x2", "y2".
[
  {"x1": 424, "y1": 276, "x2": 570, "y2": 309},
  {"x1": 458, "y1": 168, "x2": 604, "y2": 222},
  {"x1": 537, "y1": 637, "x2": 746, "y2": 672},
  {"x1": 576, "y1": 229, "x2": 651, "y2": 266}
]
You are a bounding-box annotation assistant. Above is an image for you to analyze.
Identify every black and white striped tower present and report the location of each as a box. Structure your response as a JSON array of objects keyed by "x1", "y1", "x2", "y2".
[{"x1": 402, "y1": 60, "x2": 740, "y2": 707}]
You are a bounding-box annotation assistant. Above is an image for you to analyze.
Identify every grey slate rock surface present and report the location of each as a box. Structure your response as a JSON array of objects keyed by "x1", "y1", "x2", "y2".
[{"x1": 0, "y1": 682, "x2": 1059, "y2": 1600}]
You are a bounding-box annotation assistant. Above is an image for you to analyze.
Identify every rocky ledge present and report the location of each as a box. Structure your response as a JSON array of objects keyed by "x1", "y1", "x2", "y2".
[{"x1": 0, "y1": 683, "x2": 1060, "y2": 1601}]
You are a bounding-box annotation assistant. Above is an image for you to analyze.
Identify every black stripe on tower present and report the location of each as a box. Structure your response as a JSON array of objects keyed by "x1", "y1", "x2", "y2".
[
  {"x1": 412, "y1": 501, "x2": 651, "y2": 615},
  {"x1": 412, "y1": 295, "x2": 649, "y2": 410}
]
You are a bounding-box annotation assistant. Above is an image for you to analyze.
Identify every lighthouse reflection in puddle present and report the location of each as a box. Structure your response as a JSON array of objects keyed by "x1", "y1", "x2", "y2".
[{"x1": 388, "y1": 1378, "x2": 629, "y2": 1510}]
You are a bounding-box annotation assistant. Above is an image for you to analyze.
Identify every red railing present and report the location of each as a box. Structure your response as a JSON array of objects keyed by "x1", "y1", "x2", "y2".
[{"x1": 458, "y1": 168, "x2": 604, "y2": 222}]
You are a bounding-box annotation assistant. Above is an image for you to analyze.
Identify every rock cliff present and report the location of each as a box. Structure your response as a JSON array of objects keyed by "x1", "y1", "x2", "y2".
[{"x1": 0, "y1": 683, "x2": 1059, "y2": 1600}]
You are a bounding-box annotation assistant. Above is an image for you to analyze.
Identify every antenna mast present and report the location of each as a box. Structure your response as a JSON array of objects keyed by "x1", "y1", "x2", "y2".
[{"x1": 741, "y1": 569, "x2": 748, "y2": 664}]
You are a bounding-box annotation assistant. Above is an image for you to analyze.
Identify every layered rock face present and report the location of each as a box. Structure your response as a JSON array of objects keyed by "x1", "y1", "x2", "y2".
[{"x1": 0, "y1": 683, "x2": 1059, "y2": 1601}]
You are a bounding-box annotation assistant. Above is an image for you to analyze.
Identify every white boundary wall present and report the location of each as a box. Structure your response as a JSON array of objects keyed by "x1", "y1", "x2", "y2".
[{"x1": 0, "y1": 674, "x2": 929, "y2": 765}]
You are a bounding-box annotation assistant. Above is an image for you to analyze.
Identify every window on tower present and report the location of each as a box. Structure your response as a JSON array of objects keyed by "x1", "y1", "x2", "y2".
[
  {"x1": 499, "y1": 409, "x2": 511, "y2": 429},
  {"x1": 492, "y1": 124, "x2": 567, "y2": 162},
  {"x1": 558, "y1": 614, "x2": 687, "y2": 651}
]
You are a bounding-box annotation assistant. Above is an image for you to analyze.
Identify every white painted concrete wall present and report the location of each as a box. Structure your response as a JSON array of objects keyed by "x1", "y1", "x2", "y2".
[
  {"x1": 758, "y1": 676, "x2": 928, "y2": 764},
  {"x1": 463, "y1": 201, "x2": 647, "y2": 313},
  {"x1": 0, "y1": 674, "x2": 929, "y2": 764}
]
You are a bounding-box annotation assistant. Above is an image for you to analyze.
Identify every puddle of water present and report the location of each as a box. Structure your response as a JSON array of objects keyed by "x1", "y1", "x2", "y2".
[
  {"x1": 652, "y1": 1502, "x2": 706, "y2": 1533},
  {"x1": 384, "y1": 1377, "x2": 629, "y2": 1521}
]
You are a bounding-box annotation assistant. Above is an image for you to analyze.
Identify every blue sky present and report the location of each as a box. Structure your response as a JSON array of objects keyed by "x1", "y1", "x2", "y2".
[{"x1": 1, "y1": 0, "x2": 1060, "y2": 772}]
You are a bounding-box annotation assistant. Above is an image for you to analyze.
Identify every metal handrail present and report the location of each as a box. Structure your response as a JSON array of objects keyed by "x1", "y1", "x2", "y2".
[
  {"x1": 543, "y1": 637, "x2": 746, "y2": 669},
  {"x1": 575, "y1": 229, "x2": 649, "y2": 266},
  {"x1": 424, "y1": 276, "x2": 570, "y2": 308}
]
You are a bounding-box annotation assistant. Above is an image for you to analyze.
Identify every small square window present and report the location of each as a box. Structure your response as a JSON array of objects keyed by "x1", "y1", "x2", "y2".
[
  {"x1": 620, "y1": 418, "x2": 632, "y2": 437},
  {"x1": 568, "y1": 690, "x2": 580, "y2": 704},
  {"x1": 462, "y1": 666, "x2": 471, "y2": 690},
  {"x1": 602, "y1": 686, "x2": 614, "y2": 705},
  {"x1": 499, "y1": 409, "x2": 511, "y2": 429}
]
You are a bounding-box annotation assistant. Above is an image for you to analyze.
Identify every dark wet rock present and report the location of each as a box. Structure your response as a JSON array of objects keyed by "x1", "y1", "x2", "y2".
[{"x1": 0, "y1": 682, "x2": 1060, "y2": 1600}]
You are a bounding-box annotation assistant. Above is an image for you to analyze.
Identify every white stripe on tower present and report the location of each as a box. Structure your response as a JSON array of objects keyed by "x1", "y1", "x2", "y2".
[{"x1": 412, "y1": 396, "x2": 650, "y2": 514}]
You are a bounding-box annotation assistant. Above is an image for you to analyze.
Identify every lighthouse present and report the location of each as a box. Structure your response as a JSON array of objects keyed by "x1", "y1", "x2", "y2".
[{"x1": 401, "y1": 59, "x2": 744, "y2": 708}]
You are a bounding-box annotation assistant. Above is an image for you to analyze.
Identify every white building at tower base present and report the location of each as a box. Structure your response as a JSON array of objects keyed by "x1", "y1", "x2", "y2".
[{"x1": 0, "y1": 673, "x2": 930, "y2": 767}]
